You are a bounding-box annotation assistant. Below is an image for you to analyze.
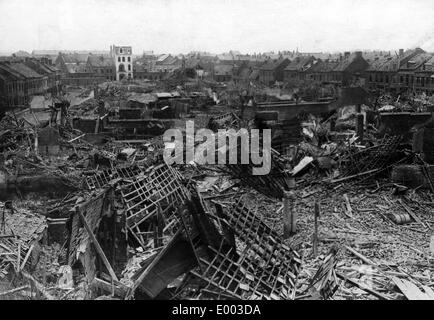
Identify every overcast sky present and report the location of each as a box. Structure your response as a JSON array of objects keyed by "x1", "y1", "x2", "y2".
[{"x1": 1, "y1": 0, "x2": 433, "y2": 54}]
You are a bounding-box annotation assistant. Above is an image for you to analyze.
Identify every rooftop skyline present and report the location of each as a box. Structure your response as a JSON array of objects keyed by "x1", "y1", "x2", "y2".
[{"x1": 1, "y1": 0, "x2": 434, "y2": 54}]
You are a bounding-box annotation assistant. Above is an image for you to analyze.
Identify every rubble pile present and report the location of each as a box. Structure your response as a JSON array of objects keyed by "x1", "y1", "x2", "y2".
[{"x1": 1, "y1": 82, "x2": 434, "y2": 301}]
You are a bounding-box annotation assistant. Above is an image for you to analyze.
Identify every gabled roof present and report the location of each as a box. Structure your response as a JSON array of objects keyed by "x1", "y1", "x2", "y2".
[
  {"x1": 367, "y1": 49, "x2": 427, "y2": 72},
  {"x1": 366, "y1": 55, "x2": 398, "y2": 72},
  {"x1": 7, "y1": 62, "x2": 43, "y2": 78},
  {"x1": 65, "y1": 63, "x2": 90, "y2": 74},
  {"x1": 156, "y1": 55, "x2": 180, "y2": 65},
  {"x1": 0, "y1": 64, "x2": 25, "y2": 81},
  {"x1": 44, "y1": 64, "x2": 60, "y2": 73},
  {"x1": 164, "y1": 56, "x2": 180, "y2": 65},
  {"x1": 284, "y1": 56, "x2": 315, "y2": 71},
  {"x1": 400, "y1": 53, "x2": 433, "y2": 70},
  {"x1": 260, "y1": 58, "x2": 290, "y2": 71},
  {"x1": 13, "y1": 50, "x2": 31, "y2": 57},
  {"x1": 333, "y1": 53, "x2": 368, "y2": 72},
  {"x1": 87, "y1": 55, "x2": 114, "y2": 67},
  {"x1": 308, "y1": 59, "x2": 340, "y2": 72},
  {"x1": 23, "y1": 59, "x2": 55, "y2": 75},
  {"x1": 418, "y1": 56, "x2": 434, "y2": 72},
  {"x1": 157, "y1": 54, "x2": 170, "y2": 62}
]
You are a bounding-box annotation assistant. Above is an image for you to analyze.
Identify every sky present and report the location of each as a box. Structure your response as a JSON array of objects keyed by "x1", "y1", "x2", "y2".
[{"x1": 0, "y1": 0, "x2": 434, "y2": 55}]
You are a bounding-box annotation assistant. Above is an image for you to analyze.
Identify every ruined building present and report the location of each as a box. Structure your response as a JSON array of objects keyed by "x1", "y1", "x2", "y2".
[{"x1": 110, "y1": 45, "x2": 133, "y2": 81}]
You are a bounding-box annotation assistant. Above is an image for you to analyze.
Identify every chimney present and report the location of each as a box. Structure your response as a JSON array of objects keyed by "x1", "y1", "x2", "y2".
[{"x1": 399, "y1": 49, "x2": 404, "y2": 57}]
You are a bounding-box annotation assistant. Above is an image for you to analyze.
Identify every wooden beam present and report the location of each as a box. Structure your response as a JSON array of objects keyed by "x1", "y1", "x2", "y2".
[
  {"x1": 313, "y1": 201, "x2": 320, "y2": 257},
  {"x1": 0, "y1": 285, "x2": 30, "y2": 297},
  {"x1": 337, "y1": 272, "x2": 389, "y2": 300},
  {"x1": 20, "y1": 244, "x2": 34, "y2": 271},
  {"x1": 125, "y1": 229, "x2": 184, "y2": 299},
  {"x1": 345, "y1": 245, "x2": 376, "y2": 266},
  {"x1": 283, "y1": 189, "x2": 296, "y2": 238},
  {"x1": 76, "y1": 208, "x2": 119, "y2": 282}
]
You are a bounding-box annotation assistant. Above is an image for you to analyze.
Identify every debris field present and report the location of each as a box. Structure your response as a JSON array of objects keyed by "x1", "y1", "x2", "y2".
[{"x1": 1, "y1": 80, "x2": 434, "y2": 301}]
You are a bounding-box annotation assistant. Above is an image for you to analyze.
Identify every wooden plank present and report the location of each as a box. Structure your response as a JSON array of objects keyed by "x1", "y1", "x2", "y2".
[
  {"x1": 343, "y1": 194, "x2": 353, "y2": 217},
  {"x1": 20, "y1": 243, "x2": 34, "y2": 271},
  {"x1": 392, "y1": 277, "x2": 434, "y2": 300},
  {"x1": 0, "y1": 285, "x2": 30, "y2": 297},
  {"x1": 67, "y1": 134, "x2": 86, "y2": 143},
  {"x1": 283, "y1": 190, "x2": 296, "y2": 238},
  {"x1": 331, "y1": 168, "x2": 380, "y2": 183},
  {"x1": 345, "y1": 245, "x2": 376, "y2": 266},
  {"x1": 337, "y1": 272, "x2": 389, "y2": 300},
  {"x1": 91, "y1": 277, "x2": 128, "y2": 298},
  {"x1": 313, "y1": 201, "x2": 320, "y2": 257},
  {"x1": 16, "y1": 241, "x2": 21, "y2": 272},
  {"x1": 76, "y1": 208, "x2": 119, "y2": 282}
]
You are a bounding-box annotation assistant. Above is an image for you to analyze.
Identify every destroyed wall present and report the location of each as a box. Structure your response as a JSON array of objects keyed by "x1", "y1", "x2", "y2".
[{"x1": 67, "y1": 187, "x2": 126, "y2": 283}]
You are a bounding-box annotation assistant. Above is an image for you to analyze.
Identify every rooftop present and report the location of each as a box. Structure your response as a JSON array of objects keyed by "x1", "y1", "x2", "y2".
[
  {"x1": 88, "y1": 55, "x2": 114, "y2": 68},
  {"x1": 7, "y1": 62, "x2": 44, "y2": 78},
  {"x1": 284, "y1": 56, "x2": 315, "y2": 71},
  {"x1": 259, "y1": 58, "x2": 290, "y2": 71}
]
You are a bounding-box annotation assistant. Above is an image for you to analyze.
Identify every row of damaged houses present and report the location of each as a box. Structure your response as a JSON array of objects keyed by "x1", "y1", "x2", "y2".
[
  {"x1": 365, "y1": 48, "x2": 434, "y2": 93},
  {"x1": 214, "y1": 48, "x2": 434, "y2": 94},
  {"x1": 0, "y1": 58, "x2": 62, "y2": 112},
  {"x1": 214, "y1": 53, "x2": 366, "y2": 88},
  {"x1": 55, "y1": 52, "x2": 182, "y2": 85}
]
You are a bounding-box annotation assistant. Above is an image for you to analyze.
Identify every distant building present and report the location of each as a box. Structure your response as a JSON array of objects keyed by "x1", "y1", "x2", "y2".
[
  {"x1": 306, "y1": 59, "x2": 340, "y2": 83},
  {"x1": 154, "y1": 54, "x2": 182, "y2": 73},
  {"x1": 134, "y1": 63, "x2": 164, "y2": 81},
  {"x1": 87, "y1": 54, "x2": 116, "y2": 81},
  {"x1": 284, "y1": 56, "x2": 316, "y2": 82},
  {"x1": 110, "y1": 45, "x2": 133, "y2": 81},
  {"x1": 0, "y1": 61, "x2": 48, "y2": 109},
  {"x1": 55, "y1": 53, "x2": 96, "y2": 86},
  {"x1": 397, "y1": 51, "x2": 432, "y2": 93},
  {"x1": 414, "y1": 56, "x2": 434, "y2": 94},
  {"x1": 213, "y1": 64, "x2": 234, "y2": 82},
  {"x1": 55, "y1": 52, "x2": 89, "y2": 73},
  {"x1": 259, "y1": 58, "x2": 290, "y2": 85},
  {"x1": 365, "y1": 48, "x2": 427, "y2": 92},
  {"x1": 23, "y1": 58, "x2": 62, "y2": 94},
  {"x1": 13, "y1": 51, "x2": 31, "y2": 57},
  {"x1": 331, "y1": 51, "x2": 369, "y2": 86}
]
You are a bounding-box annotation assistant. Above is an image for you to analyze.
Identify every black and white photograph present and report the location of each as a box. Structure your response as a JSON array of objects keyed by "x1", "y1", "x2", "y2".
[{"x1": 0, "y1": 0, "x2": 434, "y2": 307}]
